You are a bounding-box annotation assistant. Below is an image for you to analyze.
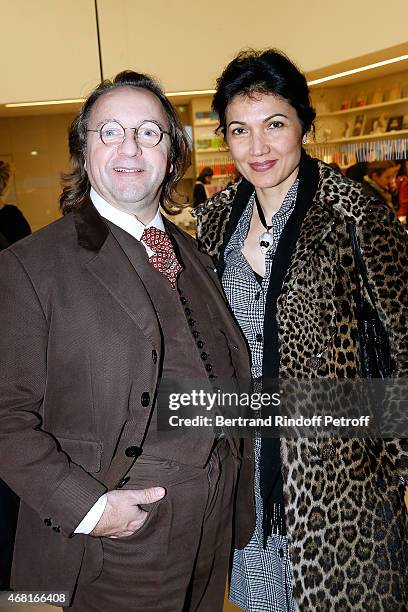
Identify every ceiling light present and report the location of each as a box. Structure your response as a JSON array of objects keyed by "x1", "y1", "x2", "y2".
[
  {"x1": 307, "y1": 54, "x2": 408, "y2": 86},
  {"x1": 5, "y1": 98, "x2": 85, "y2": 108},
  {"x1": 166, "y1": 89, "x2": 216, "y2": 97}
]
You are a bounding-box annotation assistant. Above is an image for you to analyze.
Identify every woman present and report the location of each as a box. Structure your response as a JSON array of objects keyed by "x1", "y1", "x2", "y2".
[
  {"x1": 361, "y1": 160, "x2": 399, "y2": 211},
  {"x1": 193, "y1": 165, "x2": 214, "y2": 207},
  {"x1": 0, "y1": 160, "x2": 31, "y2": 244},
  {"x1": 396, "y1": 158, "x2": 408, "y2": 225},
  {"x1": 194, "y1": 49, "x2": 407, "y2": 611}
]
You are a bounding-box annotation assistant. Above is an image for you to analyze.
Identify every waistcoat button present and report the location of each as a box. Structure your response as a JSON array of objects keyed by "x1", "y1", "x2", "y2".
[{"x1": 125, "y1": 446, "x2": 142, "y2": 458}]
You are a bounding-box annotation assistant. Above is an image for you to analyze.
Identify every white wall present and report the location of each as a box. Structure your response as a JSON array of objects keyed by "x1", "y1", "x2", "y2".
[
  {"x1": 0, "y1": 0, "x2": 101, "y2": 103},
  {"x1": 1, "y1": 0, "x2": 407, "y2": 103},
  {"x1": 97, "y1": 0, "x2": 408, "y2": 90}
]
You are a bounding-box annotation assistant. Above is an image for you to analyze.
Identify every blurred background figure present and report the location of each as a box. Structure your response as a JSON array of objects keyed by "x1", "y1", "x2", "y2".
[
  {"x1": 362, "y1": 160, "x2": 399, "y2": 210},
  {"x1": 193, "y1": 166, "x2": 213, "y2": 207},
  {"x1": 345, "y1": 161, "x2": 369, "y2": 183},
  {"x1": 0, "y1": 161, "x2": 31, "y2": 245},
  {"x1": 395, "y1": 159, "x2": 408, "y2": 225},
  {"x1": 0, "y1": 231, "x2": 8, "y2": 251},
  {"x1": 0, "y1": 159, "x2": 30, "y2": 590},
  {"x1": 328, "y1": 162, "x2": 342, "y2": 174}
]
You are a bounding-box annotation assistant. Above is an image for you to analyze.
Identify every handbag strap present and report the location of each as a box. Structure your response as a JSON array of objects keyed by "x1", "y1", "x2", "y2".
[{"x1": 347, "y1": 222, "x2": 379, "y2": 313}]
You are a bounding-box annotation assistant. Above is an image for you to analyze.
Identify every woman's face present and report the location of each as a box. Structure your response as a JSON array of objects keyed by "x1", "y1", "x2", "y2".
[
  {"x1": 373, "y1": 167, "x2": 398, "y2": 190},
  {"x1": 225, "y1": 92, "x2": 303, "y2": 190}
]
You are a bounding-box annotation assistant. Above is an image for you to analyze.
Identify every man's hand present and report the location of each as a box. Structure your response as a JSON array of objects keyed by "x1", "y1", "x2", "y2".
[{"x1": 90, "y1": 486, "x2": 166, "y2": 538}]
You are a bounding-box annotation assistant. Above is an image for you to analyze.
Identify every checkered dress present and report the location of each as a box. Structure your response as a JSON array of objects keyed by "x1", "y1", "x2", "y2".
[{"x1": 222, "y1": 182, "x2": 299, "y2": 612}]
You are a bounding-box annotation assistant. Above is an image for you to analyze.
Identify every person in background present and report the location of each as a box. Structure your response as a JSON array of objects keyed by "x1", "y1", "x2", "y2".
[
  {"x1": 193, "y1": 166, "x2": 213, "y2": 207},
  {"x1": 194, "y1": 48, "x2": 407, "y2": 611},
  {"x1": 328, "y1": 161, "x2": 342, "y2": 174},
  {"x1": 362, "y1": 160, "x2": 399, "y2": 210},
  {"x1": 0, "y1": 231, "x2": 8, "y2": 251},
  {"x1": 345, "y1": 161, "x2": 369, "y2": 183},
  {"x1": 396, "y1": 158, "x2": 408, "y2": 225},
  {"x1": 0, "y1": 159, "x2": 30, "y2": 591},
  {"x1": 0, "y1": 161, "x2": 31, "y2": 244}
]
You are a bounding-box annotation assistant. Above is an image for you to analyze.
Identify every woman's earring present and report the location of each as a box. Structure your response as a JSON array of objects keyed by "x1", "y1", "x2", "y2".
[{"x1": 302, "y1": 133, "x2": 308, "y2": 145}]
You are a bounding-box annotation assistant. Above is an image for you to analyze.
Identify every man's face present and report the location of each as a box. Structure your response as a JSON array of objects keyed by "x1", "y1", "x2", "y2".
[{"x1": 85, "y1": 87, "x2": 170, "y2": 223}]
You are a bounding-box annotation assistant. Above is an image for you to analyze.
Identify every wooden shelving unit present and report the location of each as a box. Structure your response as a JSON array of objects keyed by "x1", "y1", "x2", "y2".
[
  {"x1": 310, "y1": 69, "x2": 408, "y2": 165},
  {"x1": 318, "y1": 96, "x2": 408, "y2": 118}
]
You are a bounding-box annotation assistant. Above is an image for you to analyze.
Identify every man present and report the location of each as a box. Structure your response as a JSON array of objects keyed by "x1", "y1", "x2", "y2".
[{"x1": 0, "y1": 71, "x2": 254, "y2": 611}]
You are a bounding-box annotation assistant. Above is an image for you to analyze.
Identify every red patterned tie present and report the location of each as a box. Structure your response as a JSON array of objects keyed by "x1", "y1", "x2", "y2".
[{"x1": 141, "y1": 227, "x2": 182, "y2": 288}]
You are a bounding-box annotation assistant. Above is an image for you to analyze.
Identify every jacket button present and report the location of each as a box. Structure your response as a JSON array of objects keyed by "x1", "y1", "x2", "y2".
[
  {"x1": 180, "y1": 296, "x2": 187, "y2": 305},
  {"x1": 43, "y1": 518, "x2": 52, "y2": 527},
  {"x1": 201, "y1": 352, "x2": 208, "y2": 361},
  {"x1": 152, "y1": 350, "x2": 157, "y2": 363},
  {"x1": 125, "y1": 446, "x2": 142, "y2": 458},
  {"x1": 141, "y1": 392, "x2": 150, "y2": 407},
  {"x1": 205, "y1": 363, "x2": 213, "y2": 372},
  {"x1": 117, "y1": 476, "x2": 130, "y2": 488}
]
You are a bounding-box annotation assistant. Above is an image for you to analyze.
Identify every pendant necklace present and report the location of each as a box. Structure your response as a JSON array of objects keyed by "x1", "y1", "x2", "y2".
[{"x1": 255, "y1": 193, "x2": 273, "y2": 255}]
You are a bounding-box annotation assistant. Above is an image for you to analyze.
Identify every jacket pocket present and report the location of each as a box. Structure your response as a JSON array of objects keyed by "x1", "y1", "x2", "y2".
[{"x1": 57, "y1": 436, "x2": 103, "y2": 473}]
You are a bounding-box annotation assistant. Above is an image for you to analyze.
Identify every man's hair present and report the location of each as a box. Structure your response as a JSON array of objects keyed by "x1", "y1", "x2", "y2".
[{"x1": 60, "y1": 70, "x2": 191, "y2": 214}]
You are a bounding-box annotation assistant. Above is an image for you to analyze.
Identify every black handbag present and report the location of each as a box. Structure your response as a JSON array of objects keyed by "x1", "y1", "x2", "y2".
[{"x1": 348, "y1": 222, "x2": 392, "y2": 379}]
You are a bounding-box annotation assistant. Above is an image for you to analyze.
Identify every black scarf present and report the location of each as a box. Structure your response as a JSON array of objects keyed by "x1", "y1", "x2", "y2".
[{"x1": 217, "y1": 153, "x2": 320, "y2": 545}]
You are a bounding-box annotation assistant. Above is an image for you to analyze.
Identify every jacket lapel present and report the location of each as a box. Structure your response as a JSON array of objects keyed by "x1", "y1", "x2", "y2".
[
  {"x1": 73, "y1": 197, "x2": 161, "y2": 349},
  {"x1": 282, "y1": 199, "x2": 334, "y2": 290}
]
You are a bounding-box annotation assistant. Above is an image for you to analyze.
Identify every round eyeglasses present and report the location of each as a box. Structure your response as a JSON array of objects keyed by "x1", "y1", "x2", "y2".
[{"x1": 87, "y1": 120, "x2": 170, "y2": 148}]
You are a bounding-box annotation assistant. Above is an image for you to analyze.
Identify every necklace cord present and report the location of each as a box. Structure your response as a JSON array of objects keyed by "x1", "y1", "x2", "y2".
[{"x1": 254, "y1": 193, "x2": 272, "y2": 231}]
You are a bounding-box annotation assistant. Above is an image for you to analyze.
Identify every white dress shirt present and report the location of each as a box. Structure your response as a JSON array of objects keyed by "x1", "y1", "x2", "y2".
[{"x1": 74, "y1": 188, "x2": 165, "y2": 534}]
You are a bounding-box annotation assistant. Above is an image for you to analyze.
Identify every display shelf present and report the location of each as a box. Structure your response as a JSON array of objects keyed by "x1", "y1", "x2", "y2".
[
  {"x1": 194, "y1": 120, "x2": 218, "y2": 127},
  {"x1": 195, "y1": 147, "x2": 229, "y2": 153},
  {"x1": 309, "y1": 128, "x2": 408, "y2": 145},
  {"x1": 318, "y1": 96, "x2": 408, "y2": 118}
]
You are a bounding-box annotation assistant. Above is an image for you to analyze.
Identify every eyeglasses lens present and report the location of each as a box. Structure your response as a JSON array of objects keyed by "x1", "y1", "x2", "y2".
[{"x1": 100, "y1": 121, "x2": 162, "y2": 147}]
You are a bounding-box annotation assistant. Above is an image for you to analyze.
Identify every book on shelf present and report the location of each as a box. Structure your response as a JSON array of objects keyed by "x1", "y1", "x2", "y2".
[
  {"x1": 386, "y1": 116, "x2": 403, "y2": 132},
  {"x1": 352, "y1": 114, "x2": 366, "y2": 137}
]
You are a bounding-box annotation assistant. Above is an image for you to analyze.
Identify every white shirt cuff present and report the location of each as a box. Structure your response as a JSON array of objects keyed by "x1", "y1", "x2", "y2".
[{"x1": 74, "y1": 493, "x2": 108, "y2": 534}]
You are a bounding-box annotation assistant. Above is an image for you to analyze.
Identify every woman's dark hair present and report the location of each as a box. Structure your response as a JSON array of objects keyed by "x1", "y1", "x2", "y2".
[
  {"x1": 212, "y1": 49, "x2": 316, "y2": 137},
  {"x1": 0, "y1": 160, "x2": 13, "y2": 197},
  {"x1": 366, "y1": 160, "x2": 398, "y2": 178},
  {"x1": 60, "y1": 70, "x2": 191, "y2": 214},
  {"x1": 345, "y1": 162, "x2": 369, "y2": 183},
  {"x1": 197, "y1": 166, "x2": 213, "y2": 183}
]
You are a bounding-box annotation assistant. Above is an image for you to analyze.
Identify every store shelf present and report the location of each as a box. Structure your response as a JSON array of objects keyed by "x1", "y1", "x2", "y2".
[
  {"x1": 318, "y1": 96, "x2": 408, "y2": 117},
  {"x1": 195, "y1": 148, "x2": 229, "y2": 153},
  {"x1": 194, "y1": 120, "x2": 218, "y2": 127},
  {"x1": 308, "y1": 129, "x2": 408, "y2": 145}
]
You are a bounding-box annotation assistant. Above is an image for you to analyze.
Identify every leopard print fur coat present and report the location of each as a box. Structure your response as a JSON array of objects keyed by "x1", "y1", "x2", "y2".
[{"x1": 194, "y1": 159, "x2": 407, "y2": 611}]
